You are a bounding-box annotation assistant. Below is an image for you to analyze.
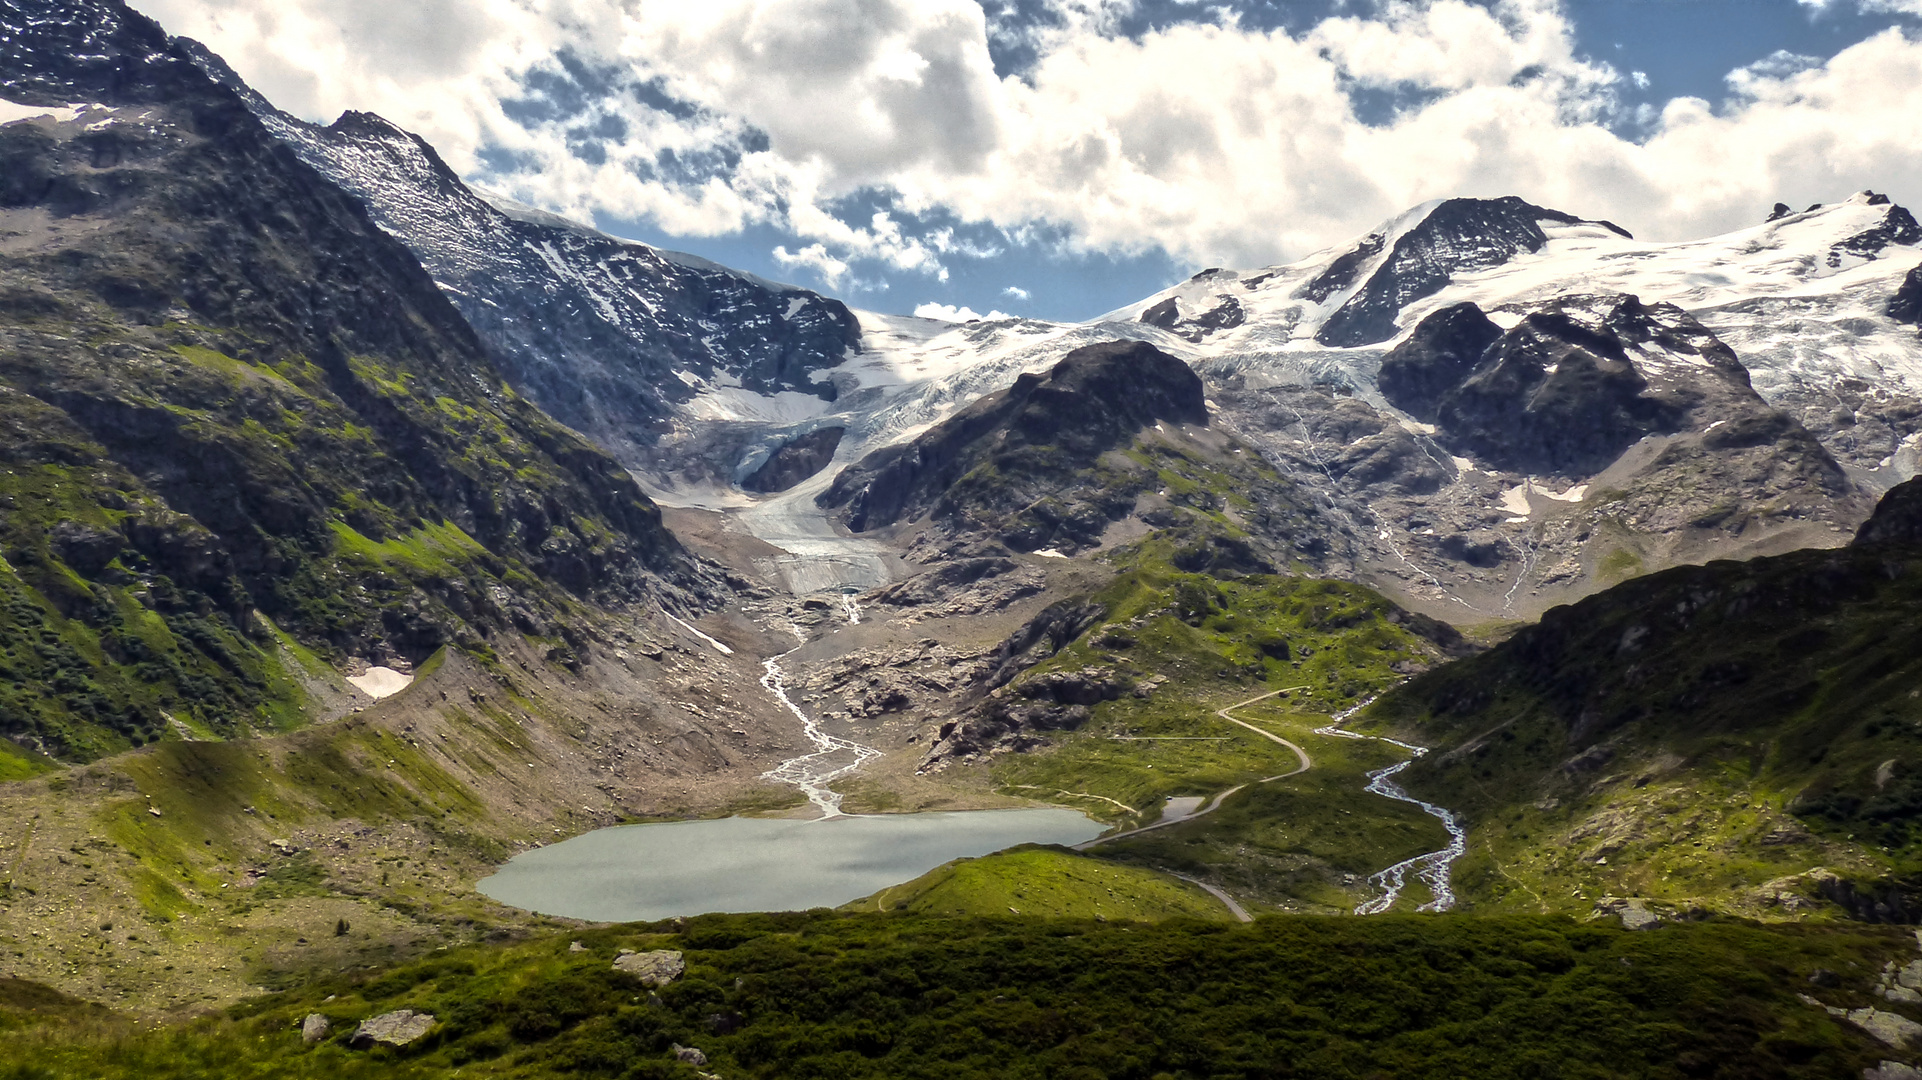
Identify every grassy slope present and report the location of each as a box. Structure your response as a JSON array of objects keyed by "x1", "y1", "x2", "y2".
[
  {"x1": 963, "y1": 525, "x2": 1464, "y2": 913},
  {"x1": 843, "y1": 845, "x2": 1234, "y2": 921},
  {"x1": 0, "y1": 911, "x2": 1913, "y2": 1080},
  {"x1": 0, "y1": 634, "x2": 806, "y2": 1016},
  {"x1": 1359, "y1": 538, "x2": 1922, "y2": 917}
]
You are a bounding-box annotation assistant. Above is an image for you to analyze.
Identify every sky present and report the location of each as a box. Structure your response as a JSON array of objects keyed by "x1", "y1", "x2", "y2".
[{"x1": 128, "y1": 0, "x2": 1922, "y2": 322}]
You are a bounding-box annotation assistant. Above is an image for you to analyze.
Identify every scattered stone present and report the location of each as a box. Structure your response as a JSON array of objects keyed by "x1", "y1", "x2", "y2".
[
  {"x1": 671, "y1": 1043, "x2": 708, "y2": 1066},
  {"x1": 350, "y1": 1009, "x2": 436, "y2": 1048},
  {"x1": 612, "y1": 949, "x2": 685, "y2": 986},
  {"x1": 300, "y1": 1013, "x2": 330, "y2": 1044},
  {"x1": 1848, "y1": 1007, "x2": 1922, "y2": 1049},
  {"x1": 1898, "y1": 960, "x2": 1922, "y2": 991},
  {"x1": 568, "y1": 940, "x2": 586, "y2": 953},
  {"x1": 1866, "y1": 1062, "x2": 1922, "y2": 1080},
  {"x1": 1592, "y1": 896, "x2": 1659, "y2": 930}
]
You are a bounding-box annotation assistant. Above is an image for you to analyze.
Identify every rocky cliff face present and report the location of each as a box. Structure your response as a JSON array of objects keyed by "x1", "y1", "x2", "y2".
[
  {"x1": 818, "y1": 340, "x2": 1212, "y2": 544},
  {"x1": 1309, "y1": 197, "x2": 1629, "y2": 348},
  {"x1": 180, "y1": 43, "x2": 862, "y2": 476},
  {"x1": 1384, "y1": 294, "x2": 1839, "y2": 480},
  {"x1": 0, "y1": 0, "x2": 699, "y2": 757}
]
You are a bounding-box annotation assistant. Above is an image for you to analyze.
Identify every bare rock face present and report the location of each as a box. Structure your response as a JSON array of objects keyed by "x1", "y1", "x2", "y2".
[
  {"x1": 1891, "y1": 263, "x2": 1922, "y2": 326},
  {"x1": 612, "y1": 949, "x2": 686, "y2": 986},
  {"x1": 350, "y1": 1009, "x2": 435, "y2": 1048},
  {"x1": 1313, "y1": 196, "x2": 1630, "y2": 347},
  {"x1": 819, "y1": 339, "x2": 1207, "y2": 541},
  {"x1": 1856, "y1": 474, "x2": 1922, "y2": 548},
  {"x1": 742, "y1": 426, "x2": 846, "y2": 493}
]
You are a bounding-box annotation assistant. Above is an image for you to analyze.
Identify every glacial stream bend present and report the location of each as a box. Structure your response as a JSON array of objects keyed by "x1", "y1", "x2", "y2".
[{"x1": 1315, "y1": 723, "x2": 1468, "y2": 913}]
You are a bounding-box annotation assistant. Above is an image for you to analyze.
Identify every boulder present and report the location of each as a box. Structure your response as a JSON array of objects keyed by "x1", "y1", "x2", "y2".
[
  {"x1": 1848, "y1": 1007, "x2": 1922, "y2": 1049},
  {"x1": 612, "y1": 949, "x2": 686, "y2": 986},
  {"x1": 300, "y1": 1013, "x2": 330, "y2": 1045},
  {"x1": 671, "y1": 1043, "x2": 709, "y2": 1066},
  {"x1": 350, "y1": 1009, "x2": 435, "y2": 1048}
]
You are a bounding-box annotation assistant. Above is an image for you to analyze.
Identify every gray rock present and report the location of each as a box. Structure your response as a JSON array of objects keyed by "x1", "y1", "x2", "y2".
[
  {"x1": 568, "y1": 940, "x2": 587, "y2": 953},
  {"x1": 612, "y1": 949, "x2": 686, "y2": 986},
  {"x1": 671, "y1": 1043, "x2": 709, "y2": 1066},
  {"x1": 1848, "y1": 1007, "x2": 1922, "y2": 1048},
  {"x1": 300, "y1": 1013, "x2": 330, "y2": 1045},
  {"x1": 350, "y1": 1009, "x2": 436, "y2": 1048},
  {"x1": 1866, "y1": 1062, "x2": 1922, "y2": 1080}
]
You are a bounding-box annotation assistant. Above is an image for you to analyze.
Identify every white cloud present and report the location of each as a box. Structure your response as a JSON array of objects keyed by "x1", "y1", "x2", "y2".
[
  {"x1": 913, "y1": 302, "x2": 1011, "y2": 321},
  {"x1": 772, "y1": 242, "x2": 851, "y2": 285},
  {"x1": 1002, "y1": 285, "x2": 1031, "y2": 301},
  {"x1": 132, "y1": 0, "x2": 1922, "y2": 287}
]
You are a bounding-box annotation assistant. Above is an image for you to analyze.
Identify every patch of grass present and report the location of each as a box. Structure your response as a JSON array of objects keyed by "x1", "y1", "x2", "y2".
[
  {"x1": 0, "y1": 737, "x2": 56, "y2": 783},
  {"x1": 848, "y1": 844, "x2": 1235, "y2": 921},
  {"x1": 1597, "y1": 546, "x2": 1644, "y2": 582}
]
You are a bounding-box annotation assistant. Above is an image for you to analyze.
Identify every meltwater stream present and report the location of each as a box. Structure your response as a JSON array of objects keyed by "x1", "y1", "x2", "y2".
[
  {"x1": 758, "y1": 653, "x2": 880, "y2": 818},
  {"x1": 1315, "y1": 722, "x2": 1468, "y2": 913}
]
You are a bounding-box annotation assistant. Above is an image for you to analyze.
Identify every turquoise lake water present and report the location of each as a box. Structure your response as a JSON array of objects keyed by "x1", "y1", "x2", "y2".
[{"x1": 476, "y1": 807, "x2": 1103, "y2": 921}]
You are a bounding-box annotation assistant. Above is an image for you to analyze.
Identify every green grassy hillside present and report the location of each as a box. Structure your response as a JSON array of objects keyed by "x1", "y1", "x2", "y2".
[
  {"x1": 0, "y1": 911, "x2": 1913, "y2": 1080},
  {"x1": 1360, "y1": 478, "x2": 1922, "y2": 916},
  {"x1": 843, "y1": 844, "x2": 1235, "y2": 921}
]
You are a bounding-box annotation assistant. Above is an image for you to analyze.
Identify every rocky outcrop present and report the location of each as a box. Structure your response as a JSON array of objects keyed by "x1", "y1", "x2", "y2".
[
  {"x1": 916, "y1": 599, "x2": 1128, "y2": 769},
  {"x1": 1314, "y1": 197, "x2": 1631, "y2": 347},
  {"x1": 350, "y1": 1009, "x2": 435, "y2": 1048},
  {"x1": 612, "y1": 949, "x2": 685, "y2": 986},
  {"x1": 742, "y1": 427, "x2": 845, "y2": 493},
  {"x1": 1855, "y1": 475, "x2": 1922, "y2": 548},
  {"x1": 1891, "y1": 263, "x2": 1922, "y2": 326},
  {"x1": 982, "y1": 600, "x2": 1109, "y2": 691},
  {"x1": 1140, "y1": 294, "x2": 1246, "y2": 342},
  {"x1": 793, "y1": 640, "x2": 991, "y2": 721},
  {"x1": 1376, "y1": 302, "x2": 1504, "y2": 423},
  {"x1": 921, "y1": 662, "x2": 1135, "y2": 768},
  {"x1": 1832, "y1": 200, "x2": 1922, "y2": 267},
  {"x1": 819, "y1": 340, "x2": 1205, "y2": 548},
  {"x1": 1385, "y1": 294, "x2": 1848, "y2": 479},
  {"x1": 1846, "y1": 1007, "x2": 1922, "y2": 1049}
]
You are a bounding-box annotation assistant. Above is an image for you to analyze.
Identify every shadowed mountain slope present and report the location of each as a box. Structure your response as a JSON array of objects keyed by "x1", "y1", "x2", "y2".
[
  {"x1": 0, "y1": 0, "x2": 698, "y2": 757},
  {"x1": 1364, "y1": 475, "x2": 1922, "y2": 915}
]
